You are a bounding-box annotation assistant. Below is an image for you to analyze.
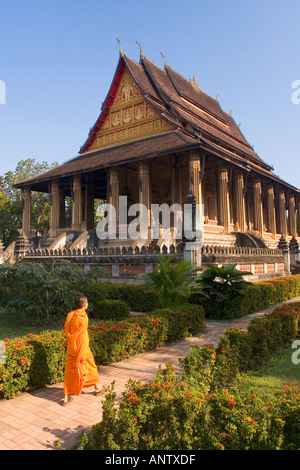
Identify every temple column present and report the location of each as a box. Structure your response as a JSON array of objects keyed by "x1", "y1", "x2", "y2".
[
  {"x1": 22, "y1": 187, "x2": 31, "y2": 236},
  {"x1": 170, "y1": 157, "x2": 183, "y2": 231},
  {"x1": 59, "y1": 188, "x2": 66, "y2": 229},
  {"x1": 217, "y1": 166, "x2": 230, "y2": 233},
  {"x1": 252, "y1": 178, "x2": 264, "y2": 237},
  {"x1": 171, "y1": 158, "x2": 178, "y2": 206},
  {"x1": 49, "y1": 180, "x2": 60, "y2": 238},
  {"x1": 266, "y1": 185, "x2": 276, "y2": 238},
  {"x1": 72, "y1": 175, "x2": 82, "y2": 230},
  {"x1": 108, "y1": 167, "x2": 119, "y2": 236},
  {"x1": 138, "y1": 160, "x2": 151, "y2": 228},
  {"x1": 233, "y1": 170, "x2": 246, "y2": 232},
  {"x1": 288, "y1": 193, "x2": 296, "y2": 237},
  {"x1": 277, "y1": 189, "x2": 287, "y2": 237},
  {"x1": 297, "y1": 197, "x2": 300, "y2": 237},
  {"x1": 85, "y1": 175, "x2": 94, "y2": 230},
  {"x1": 188, "y1": 149, "x2": 202, "y2": 207}
]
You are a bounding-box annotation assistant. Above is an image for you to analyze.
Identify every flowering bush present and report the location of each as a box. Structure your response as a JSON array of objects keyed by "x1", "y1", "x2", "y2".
[
  {"x1": 150, "y1": 304, "x2": 205, "y2": 343},
  {"x1": 81, "y1": 366, "x2": 299, "y2": 450},
  {"x1": 79, "y1": 302, "x2": 300, "y2": 450},
  {"x1": 83, "y1": 362, "x2": 208, "y2": 450},
  {"x1": 89, "y1": 315, "x2": 168, "y2": 365},
  {"x1": 0, "y1": 331, "x2": 66, "y2": 399},
  {"x1": 0, "y1": 304, "x2": 205, "y2": 400}
]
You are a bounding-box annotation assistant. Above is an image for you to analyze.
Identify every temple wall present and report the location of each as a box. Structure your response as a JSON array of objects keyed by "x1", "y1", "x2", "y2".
[{"x1": 22, "y1": 243, "x2": 289, "y2": 283}]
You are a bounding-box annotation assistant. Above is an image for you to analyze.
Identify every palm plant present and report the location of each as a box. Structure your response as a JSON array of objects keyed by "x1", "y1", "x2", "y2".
[
  {"x1": 138, "y1": 254, "x2": 195, "y2": 308},
  {"x1": 194, "y1": 263, "x2": 253, "y2": 302}
]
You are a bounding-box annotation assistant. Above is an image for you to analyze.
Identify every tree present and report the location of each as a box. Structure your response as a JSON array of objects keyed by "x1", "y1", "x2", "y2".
[
  {"x1": 0, "y1": 259, "x2": 106, "y2": 323},
  {"x1": 0, "y1": 158, "x2": 58, "y2": 246}
]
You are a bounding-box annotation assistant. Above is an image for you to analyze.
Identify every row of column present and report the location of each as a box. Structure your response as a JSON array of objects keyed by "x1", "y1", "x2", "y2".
[
  {"x1": 22, "y1": 156, "x2": 300, "y2": 240},
  {"x1": 22, "y1": 175, "x2": 95, "y2": 237},
  {"x1": 188, "y1": 151, "x2": 300, "y2": 239},
  {"x1": 108, "y1": 160, "x2": 151, "y2": 234}
]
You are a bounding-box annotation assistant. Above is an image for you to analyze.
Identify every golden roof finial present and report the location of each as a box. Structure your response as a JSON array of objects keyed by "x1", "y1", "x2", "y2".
[
  {"x1": 135, "y1": 38, "x2": 144, "y2": 58},
  {"x1": 190, "y1": 74, "x2": 199, "y2": 89},
  {"x1": 115, "y1": 33, "x2": 123, "y2": 56},
  {"x1": 160, "y1": 50, "x2": 167, "y2": 68}
]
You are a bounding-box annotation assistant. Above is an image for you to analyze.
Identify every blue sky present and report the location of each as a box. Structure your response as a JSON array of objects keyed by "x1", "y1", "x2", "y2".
[{"x1": 0, "y1": 0, "x2": 299, "y2": 188}]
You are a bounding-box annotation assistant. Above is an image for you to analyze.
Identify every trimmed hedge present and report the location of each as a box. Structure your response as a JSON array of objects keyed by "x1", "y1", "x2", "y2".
[
  {"x1": 0, "y1": 304, "x2": 205, "y2": 400},
  {"x1": 188, "y1": 274, "x2": 300, "y2": 319},
  {"x1": 86, "y1": 281, "x2": 160, "y2": 313},
  {"x1": 150, "y1": 304, "x2": 205, "y2": 343},
  {"x1": 81, "y1": 302, "x2": 300, "y2": 451},
  {"x1": 86, "y1": 275, "x2": 300, "y2": 320},
  {"x1": 223, "y1": 302, "x2": 300, "y2": 372},
  {"x1": 93, "y1": 299, "x2": 131, "y2": 321}
]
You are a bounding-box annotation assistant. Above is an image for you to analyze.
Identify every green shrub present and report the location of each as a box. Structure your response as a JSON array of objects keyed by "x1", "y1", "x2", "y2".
[
  {"x1": 150, "y1": 304, "x2": 205, "y2": 343},
  {"x1": 82, "y1": 362, "x2": 208, "y2": 450},
  {"x1": 89, "y1": 315, "x2": 168, "y2": 365},
  {"x1": 0, "y1": 259, "x2": 106, "y2": 323},
  {"x1": 93, "y1": 299, "x2": 131, "y2": 321},
  {"x1": 0, "y1": 331, "x2": 66, "y2": 399},
  {"x1": 277, "y1": 383, "x2": 300, "y2": 449},
  {"x1": 138, "y1": 254, "x2": 195, "y2": 308},
  {"x1": 86, "y1": 281, "x2": 160, "y2": 312},
  {"x1": 1, "y1": 303, "x2": 206, "y2": 399},
  {"x1": 189, "y1": 274, "x2": 300, "y2": 319},
  {"x1": 80, "y1": 303, "x2": 300, "y2": 451},
  {"x1": 195, "y1": 263, "x2": 253, "y2": 301},
  {"x1": 80, "y1": 362, "x2": 299, "y2": 451}
]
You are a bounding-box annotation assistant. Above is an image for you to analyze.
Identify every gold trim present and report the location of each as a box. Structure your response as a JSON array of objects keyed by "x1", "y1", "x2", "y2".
[{"x1": 87, "y1": 69, "x2": 173, "y2": 152}]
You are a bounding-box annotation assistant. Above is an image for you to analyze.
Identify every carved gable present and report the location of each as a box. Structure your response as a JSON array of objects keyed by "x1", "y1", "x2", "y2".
[{"x1": 87, "y1": 69, "x2": 173, "y2": 152}]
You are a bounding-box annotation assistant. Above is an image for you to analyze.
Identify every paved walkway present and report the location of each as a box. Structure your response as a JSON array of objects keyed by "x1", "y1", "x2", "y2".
[{"x1": 0, "y1": 297, "x2": 299, "y2": 450}]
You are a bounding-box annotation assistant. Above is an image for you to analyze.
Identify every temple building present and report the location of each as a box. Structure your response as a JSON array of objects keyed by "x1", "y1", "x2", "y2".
[{"x1": 12, "y1": 47, "x2": 300, "y2": 280}]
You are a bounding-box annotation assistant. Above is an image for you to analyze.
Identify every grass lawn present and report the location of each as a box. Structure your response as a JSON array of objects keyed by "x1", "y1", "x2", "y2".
[
  {"x1": 237, "y1": 347, "x2": 300, "y2": 400},
  {"x1": 0, "y1": 308, "x2": 104, "y2": 340},
  {"x1": 0, "y1": 308, "x2": 65, "y2": 340}
]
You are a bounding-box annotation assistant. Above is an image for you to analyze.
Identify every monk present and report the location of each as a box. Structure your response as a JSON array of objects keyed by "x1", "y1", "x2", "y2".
[{"x1": 62, "y1": 295, "x2": 103, "y2": 405}]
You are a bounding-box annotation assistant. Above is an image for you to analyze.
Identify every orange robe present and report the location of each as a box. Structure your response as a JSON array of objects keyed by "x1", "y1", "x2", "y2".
[{"x1": 63, "y1": 308, "x2": 99, "y2": 395}]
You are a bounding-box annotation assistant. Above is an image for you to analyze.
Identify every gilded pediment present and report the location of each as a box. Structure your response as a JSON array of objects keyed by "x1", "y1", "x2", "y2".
[{"x1": 87, "y1": 69, "x2": 173, "y2": 152}]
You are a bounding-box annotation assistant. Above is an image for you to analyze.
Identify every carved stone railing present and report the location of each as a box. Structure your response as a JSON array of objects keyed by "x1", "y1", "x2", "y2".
[
  {"x1": 201, "y1": 244, "x2": 283, "y2": 257},
  {"x1": 25, "y1": 242, "x2": 185, "y2": 258},
  {"x1": 5, "y1": 240, "x2": 287, "y2": 279},
  {"x1": 24, "y1": 242, "x2": 284, "y2": 263}
]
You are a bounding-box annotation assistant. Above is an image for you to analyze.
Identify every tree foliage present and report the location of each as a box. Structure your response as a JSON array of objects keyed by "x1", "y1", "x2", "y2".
[
  {"x1": 0, "y1": 259, "x2": 106, "y2": 323},
  {"x1": 0, "y1": 158, "x2": 58, "y2": 246}
]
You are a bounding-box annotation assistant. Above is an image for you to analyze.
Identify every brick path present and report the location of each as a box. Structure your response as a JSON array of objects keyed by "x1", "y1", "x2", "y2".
[{"x1": 0, "y1": 297, "x2": 299, "y2": 450}]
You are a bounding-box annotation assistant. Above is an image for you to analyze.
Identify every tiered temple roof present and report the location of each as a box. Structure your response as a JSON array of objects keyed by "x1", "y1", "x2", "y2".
[{"x1": 15, "y1": 49, "x2": 299, "y2": 195}]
